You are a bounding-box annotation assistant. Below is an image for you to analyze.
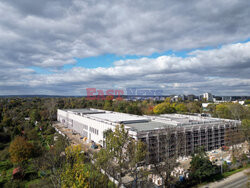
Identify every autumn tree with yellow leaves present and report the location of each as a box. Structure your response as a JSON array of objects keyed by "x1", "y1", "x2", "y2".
[{"x1": 61, "y1": 145, "x2": 89, "y2": 188}]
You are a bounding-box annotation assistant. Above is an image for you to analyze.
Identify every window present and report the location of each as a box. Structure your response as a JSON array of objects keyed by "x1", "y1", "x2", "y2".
[{"x1": 89, "y1": 126, "x2": 99, "y2": 135}]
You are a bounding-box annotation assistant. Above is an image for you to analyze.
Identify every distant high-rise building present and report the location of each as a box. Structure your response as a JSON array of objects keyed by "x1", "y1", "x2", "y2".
[
  {"x1": 203, "y1": 92, "x2": 213, "y2": 102},
  {"x1": 187, "y1": 94, "x2": 195, "y2": 101},
  {"x1": 171, "y1": 95, "x2": 185, "y2": 102},
  {"x1": 222, "y1": 96, "x2": 232, "y2": 101}
]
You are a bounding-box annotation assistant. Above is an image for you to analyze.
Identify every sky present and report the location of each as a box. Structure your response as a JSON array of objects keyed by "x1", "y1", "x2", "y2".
[{"x1": 0, "y1": 0, "x2": 250, "y2": 96}]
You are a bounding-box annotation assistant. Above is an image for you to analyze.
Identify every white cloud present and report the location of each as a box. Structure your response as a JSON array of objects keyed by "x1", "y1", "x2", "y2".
[
  {"x1": 0, "y1": 41, "x2": 248, "y2": 95},
  {"x1": 0, "y1": 0, "x2": 250, "y2": 95}
]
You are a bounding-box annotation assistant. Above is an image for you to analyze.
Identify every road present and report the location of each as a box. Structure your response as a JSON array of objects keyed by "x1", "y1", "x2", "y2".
[{"x1": 201, "y1": 168, "x2": 250, "y2": 188}]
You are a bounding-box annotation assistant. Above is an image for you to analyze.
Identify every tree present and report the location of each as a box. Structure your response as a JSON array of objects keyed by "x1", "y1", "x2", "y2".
[
  {"x1": 1, "y1": 115, "x2": 12, "y2": 127},
  {"x1": 189, "y1": 148, "x2": 217, "y2": 183},
  {"x1": 127, "y1": 139, "x2": 148, "y2": 186},
  {"x1": 9, "y1": 136, "x2": 33, "y2": 164},
  {"x1": 96, "y1": 125, "x2": 147, "y2": 187},
  {"x1": 207, "y1": 103, "x2": 216, "y2": 116},
  {"x1": 153, "y1": 102, "x2": 175, "y2": 114},
  {"x1": 186, "y1": 102, "x2": 201, "y2": 113},
  {"x1": 215, "y1": 104, "x2": 231, "y2": 119},
  {"x1": 224, "y1": 124, "x2": 244, "y2": 159},
  {"x1": 228, "y1": 103, "x2": 244, "y2": 120},
  {"x1": 26, "y1": 128, "x2": 40, "y2": 141},
  {"x1": 107, "y1": 125, "x2": 130, "y2": 186},
  {"x1": 33, "y1": 135, "x2": 69, "y2": 187},
  {"x1": 115, "y1": 101, "x2": 127, "y2": 112},
  {"x1": 242, "y1": 119, "x2": 250, "y2": 142},
  {"x1": 245, "y1": 99, "x2": 250, "y2": 105},
  {"x1": 175, "y1": 103, "x2": 188, "y2": 113},
  {"x1": 164, "y1": 97, "x2": 171, "y2": 103},
  {"x1": 30, "y1": 109, "x2": 41, "y2": 122},
  {"x1": 103, "y1": 96, "x2": 113, "y2": 111},
  {"x1": 95, "y1": 129, "x2": 114, "y2": 180},
  {"x1": 61, "y1": 145, "x2": 89, "y2": 188}
]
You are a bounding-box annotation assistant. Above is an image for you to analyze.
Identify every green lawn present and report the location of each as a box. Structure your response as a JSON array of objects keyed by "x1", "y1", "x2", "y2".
[
  {"x1": 223, "y1": 164, "x2": 250, "y2": 178},
  {"x1": 198, "y1": 163, "x2": 250, "y2": 187}
]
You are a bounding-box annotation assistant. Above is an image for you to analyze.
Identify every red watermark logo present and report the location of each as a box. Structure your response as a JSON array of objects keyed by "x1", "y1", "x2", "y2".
[
  {"x1": 86, "y1": 88, "x2": 163, "y2": 100},
  {"x1": 86, "y1": 88, "x2": 124, "y2": 100}
]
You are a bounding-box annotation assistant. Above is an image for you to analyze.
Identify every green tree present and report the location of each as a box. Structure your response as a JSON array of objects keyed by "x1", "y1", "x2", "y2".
[
  {"x1": 228, "y1": 103, "x2": 244, "y2": 120},
  {"x1": 241, "y1": 119, "x2": 250, "y2": 142},
  {"x1": 222, "y1": 161, "x2": 229, "y2": 172},
  {"x1": 245, "y1": 99, "x2": 250, "y2": 105},
  {"x1": 1, "y1": 115, "x2": 12, "y2": 127},
  {"x1": 216, "y1": 104, "x2": 231, "y2": 119},
  {"x1": 96, "y1": 125, "x2": 147, "y2": 186},
  {"x1": 153, "y1": 102, "x2": 176, "y2": 114},
  {"x1": 207, "y1": 103, "x2": 216, "y2": 116},
  {"x1": 186, "y1": 102, "x2": 201, "y2": 113},
  {"x1": 34, "y1": 135, "x2": 68, "y2": 187},
  {"x1": 30, "y1": 109, "x2": 41, "y2": 122},
  {"x1": 104, "y1": 99, "x2": 113, "y2": 111},
  {"x1": 175, "y1": 103, "x2": 188, "y2": 113},
  {"x1": 26, "y1": 128, "x2": 40, "y2": 141},
  {"x1": 127, "y1": 139, "x2": 148, "y2": 186},
  {"x1": 189, "y1": 149, "x2": 217, "y2": 183},
  {"x1": 164, "y1": 97, "x2": 171, "y2": 103},
  {"x1": 9, "y1": 136, "x2": 34, "y2": 164}
]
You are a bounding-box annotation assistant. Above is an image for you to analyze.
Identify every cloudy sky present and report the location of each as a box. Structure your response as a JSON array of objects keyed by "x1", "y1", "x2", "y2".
[{"x1": 0, "y1": 0, "x2": 250, "y2": 96}]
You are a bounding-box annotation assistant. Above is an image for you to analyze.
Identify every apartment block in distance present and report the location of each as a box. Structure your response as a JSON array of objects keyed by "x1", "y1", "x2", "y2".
[{"x1": 57, "y1": 108, "x2": 242, "y2": 164}]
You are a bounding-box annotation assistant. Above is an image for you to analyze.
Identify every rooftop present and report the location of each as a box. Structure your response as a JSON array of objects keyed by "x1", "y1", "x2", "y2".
[
  {"x1": 87, "y1": 112, "x2": 149, "y2": 124},
  {"x1": 60, "y1": 109, "x2": 240, "y2": 132},
  {"x1": 126, "y1": 121, "x2": 173, "y2": 132},
  {"x1": 66, "y1": 108, "x2": 105, "y2": 114}
]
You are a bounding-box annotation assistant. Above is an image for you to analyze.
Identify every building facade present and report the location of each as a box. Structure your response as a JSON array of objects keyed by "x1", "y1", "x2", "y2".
[{"x1": 57, "y1": 109, "x2": 242, "y2": 164}]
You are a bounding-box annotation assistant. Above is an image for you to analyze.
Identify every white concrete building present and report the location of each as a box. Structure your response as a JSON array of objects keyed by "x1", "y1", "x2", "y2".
[
  {"x1": 57, "y1": 108, "x2": 242, "y2": 164},
  {"x1": 57, "y1": 108, "x2": 148, "y2": 145}
]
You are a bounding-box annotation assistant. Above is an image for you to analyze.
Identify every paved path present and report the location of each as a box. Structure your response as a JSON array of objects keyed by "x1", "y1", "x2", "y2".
[{"x1": 200, "y1": 168, "x2": 250, "y2": 188}]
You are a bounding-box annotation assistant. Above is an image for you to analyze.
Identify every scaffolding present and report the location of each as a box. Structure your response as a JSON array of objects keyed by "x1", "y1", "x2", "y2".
[{"x1": 138, "y1": 120, "x2": 243, "y2": 164}]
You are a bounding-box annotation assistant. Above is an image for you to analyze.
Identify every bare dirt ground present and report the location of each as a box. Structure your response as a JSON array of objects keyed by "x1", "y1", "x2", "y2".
[{"x1": 53, "y1": 122, "x2": 99, "y2": 153}]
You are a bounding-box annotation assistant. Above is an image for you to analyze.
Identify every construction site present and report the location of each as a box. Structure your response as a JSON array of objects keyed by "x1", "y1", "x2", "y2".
[
  {"x1": 57, "y1": 109, "x2": 243, "y2": 164},
  {"x1": 140, "y1": 114, "x2": 243, "y2": 163}
]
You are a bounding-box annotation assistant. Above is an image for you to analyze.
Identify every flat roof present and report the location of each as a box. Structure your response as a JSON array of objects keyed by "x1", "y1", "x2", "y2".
[
  {"x1": 66, "y1": 109, "x2": 105, "y2": 114},
  {"x1": 126, "y1": 121, "x2": 173, "y2": 131},
  {"x1": 59, "y1": 109, "x2": 240, "y2": 132},
  {"x1": 88, "y1": 113, "x2": 149, "y2": 124}
]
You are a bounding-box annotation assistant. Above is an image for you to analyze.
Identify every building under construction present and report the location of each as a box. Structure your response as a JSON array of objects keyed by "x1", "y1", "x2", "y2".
[
  {"x1": 140, "y1": 114, "x2": 242, "y2": 163},
  {"x1": 57, "y1": 109, "x2": 242, "y2": 164}
]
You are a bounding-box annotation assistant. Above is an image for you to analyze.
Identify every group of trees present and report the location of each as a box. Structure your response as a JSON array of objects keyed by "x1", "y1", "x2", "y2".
[
  {"x1": 0, "y1": 97, "x2": 152, "y2": 187},
  {"x1": 0, "y1": 98, "x2": 64, "y2": 187},
  {"x1": 207, "y1": 102, "x2": 250, "y2": 120},
  {"x1": 56, "y1": 97, "x2": 156, "y2": 115},
  {"x1": 189, "y1": 149, "x2": 218, "y2": 184},
  {"x1": 0, "y1": 97, "x2": 119, "y2": 187},
  {"x1": 153, "y1": 99, "x2": 202, "y2": 114}
]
